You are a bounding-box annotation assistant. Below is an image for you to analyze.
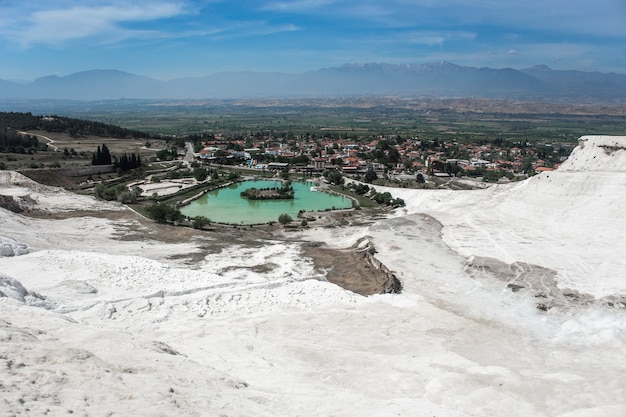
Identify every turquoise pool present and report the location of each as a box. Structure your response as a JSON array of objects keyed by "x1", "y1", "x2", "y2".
[{"x1": 180, "y1": 180, "x2": 352, "y2": 224}]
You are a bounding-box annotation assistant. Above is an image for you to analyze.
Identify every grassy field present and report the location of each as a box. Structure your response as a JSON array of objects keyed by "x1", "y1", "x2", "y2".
[{"x1": 0, "y1": 130, "x2": 168, "y2": 172}]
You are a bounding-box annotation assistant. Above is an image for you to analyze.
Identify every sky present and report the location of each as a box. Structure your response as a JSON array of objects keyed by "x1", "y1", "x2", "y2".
[{"x1": 0, "y1": 0, "x2": 625, "y2": 81}]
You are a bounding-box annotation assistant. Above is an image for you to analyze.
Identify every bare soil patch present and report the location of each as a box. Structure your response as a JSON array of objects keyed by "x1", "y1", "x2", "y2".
[{"x1": 303, "y1": 246, "x2": 385, "y2": 295}]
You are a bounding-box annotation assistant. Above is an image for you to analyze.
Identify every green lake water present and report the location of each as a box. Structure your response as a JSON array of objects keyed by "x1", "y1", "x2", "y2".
[{"x1": 180, "y1": 180, "x2": 352, "y2": 224}]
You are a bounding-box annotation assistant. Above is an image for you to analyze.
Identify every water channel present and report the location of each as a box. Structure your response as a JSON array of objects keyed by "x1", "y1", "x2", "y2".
[{"x1": 180, "y1": 179, "x2": 352, "y2": 224}]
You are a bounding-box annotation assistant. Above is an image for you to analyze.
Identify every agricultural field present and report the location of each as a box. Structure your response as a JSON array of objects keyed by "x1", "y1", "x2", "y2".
[{"x1": 55, "y1": 98, "x2": 626, "y2": 145}]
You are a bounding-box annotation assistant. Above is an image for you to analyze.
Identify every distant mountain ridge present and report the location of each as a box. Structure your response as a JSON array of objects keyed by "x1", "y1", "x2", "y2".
[{"x1": 1, "y1": 63, "x2": 625, "y2": 103}]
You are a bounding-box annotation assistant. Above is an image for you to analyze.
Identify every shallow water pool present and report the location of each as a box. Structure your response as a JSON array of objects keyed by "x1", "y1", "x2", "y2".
[{"x1": 180, "y1": 180, "x2": 352, "y2": 224}]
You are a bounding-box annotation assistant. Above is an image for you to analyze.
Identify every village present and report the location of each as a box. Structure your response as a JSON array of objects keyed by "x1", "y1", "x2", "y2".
[{"x1": 189, "y1": 131, "x2": 576, "y2": 183}]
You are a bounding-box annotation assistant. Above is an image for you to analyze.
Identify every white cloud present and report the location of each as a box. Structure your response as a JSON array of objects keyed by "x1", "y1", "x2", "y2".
[
  {"x1": 207, "y1": 21, "x2": 300, "y2": 41},
  {"x1": 261, "y1": 0, "x2": 337, "y2": 13},
  {"x1": 262, "y1": 0, "x2": 626, "y2": 39},
  {"x1": 0, "y1": 1, "x2": 189, "y2": 47},
  {"x1": 404, "y1": 30, "x2": 475, "y2": 46}
]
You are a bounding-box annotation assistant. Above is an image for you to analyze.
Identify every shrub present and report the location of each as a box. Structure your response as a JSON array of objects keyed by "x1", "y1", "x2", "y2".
[
  {"x1": 193, "y1": 167, "x2": 208, "y2": 182},
  {"x1": 145, "y1": 203, "x2": 183, "y2": 224},
  {"x1": 117, "y1": 187, "x2": 142, "y2": 204},
  {"x1": 192, "y1": 216, "x2": 211, "y2": 229},
  {"x1": 364, "y1": 170, "x2": 378, "y2": 183},
  {"x1": 95, "y1": 184, "x2": 141, "y2": 203},
  {"x1": 278, "y1": 213, "x2": 293, "y2": 225},
  {"x1": 323, "y1": 170, "x2": 344, "y2": 185},
  {"x1": 354, "y1": 183, "x2": 370, "y2": 195}
]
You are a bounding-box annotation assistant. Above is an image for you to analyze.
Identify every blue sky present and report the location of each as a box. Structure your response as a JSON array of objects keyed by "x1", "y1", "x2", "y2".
[{"x1": 0, "y1": 0, "x2": 624, "y2": 81}]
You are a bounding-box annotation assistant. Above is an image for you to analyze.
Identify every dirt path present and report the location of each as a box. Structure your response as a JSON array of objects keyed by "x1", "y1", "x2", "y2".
[{"x1": 19, "y1": 131, "x2": 58, "y2": 152}]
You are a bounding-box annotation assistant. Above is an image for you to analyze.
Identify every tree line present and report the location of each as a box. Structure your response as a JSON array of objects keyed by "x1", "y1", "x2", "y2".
[
  {"x1": 0, "y1": 111, "x2": 151, "y2": 139},
  {"x1": 92, "y1": 144, "x2": 112, "y2": 165},
  {"x1": 92, "y1": 143, "x2": 141, "y2": 171}
]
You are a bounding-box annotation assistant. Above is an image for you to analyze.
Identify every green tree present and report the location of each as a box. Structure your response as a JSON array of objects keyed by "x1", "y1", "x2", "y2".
[
  {"x1": 92, "y1": 146, "x2": 101, "y2": 165},
  {"x1": 372, "y1": 191, "x2": 393, "y2": 205},
  {"x1": 117, "y1": 187, "x2": 142, "y2": 204},
  {"x1": 193, "y1": 166, "x2": 208, "y2": 182},
  {"x1": 278, "y1": 213, "x2": 293, "y2": 225},
  {"x1": 145, "y1": 203, "x2": 183, "y2": 224},
  {"x1": 364, "y1": 170, "x2": 378, "y2": 183},
  {"x1": 192, "y1": 216, "x2": 211, "y2": 229},
  {"x1": 332, "y1": 157, "x2": 344, "y2": 166},
  {"x1": 353, "y1": 183, "x2": 370, "y2": 195},
  {"x1": 92, "y1": 144, "x2": 112, "y2": 165},
  {"x1": 101, "y1": 144, "x2": 112, "y2": 165},
  {"x1": 324, "y1": 170, "x2": 344, "y2": 186},
  {"x1": 483, "y1": 170, "x2": 504, "y2": 182}
]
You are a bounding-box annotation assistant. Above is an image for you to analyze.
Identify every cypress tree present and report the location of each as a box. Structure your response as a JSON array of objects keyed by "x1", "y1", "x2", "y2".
[
  {"x1": 101, "y1": 144, "x2": 112, "y2": 165},
  {"x1": 92, "y1": 146, "x2": 102, "y2": 165}
]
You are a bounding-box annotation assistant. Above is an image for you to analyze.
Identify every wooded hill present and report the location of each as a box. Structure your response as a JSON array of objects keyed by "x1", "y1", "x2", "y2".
[{"x1": 0, "y1": 112, "x2": 151, "y2": 142}]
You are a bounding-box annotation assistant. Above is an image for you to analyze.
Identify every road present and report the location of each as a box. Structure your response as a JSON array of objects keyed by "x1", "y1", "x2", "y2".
[
  {"x1": 184, "y1": 142, "x2": 195, "y2": 165},
  {"x1": 19, "y1": 131, "x2": 58, "y2": 152}
]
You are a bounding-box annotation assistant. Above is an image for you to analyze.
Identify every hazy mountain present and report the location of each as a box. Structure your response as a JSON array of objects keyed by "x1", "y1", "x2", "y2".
[
  {"x1": 26, "y1": 70, "x2": 163, "y2": 100},
  {"x1": 521, "y1": 65, "x2": 626, "y2": 103},
  {"x1": 301, "y1": 62, "x2": 544, "y2": 97},
  {"x1": 1, "y1": 63, "x2": 625, "y2": 103},
  {"x1": 0, "y1": 79, "x2": 20, "y2": 97}
]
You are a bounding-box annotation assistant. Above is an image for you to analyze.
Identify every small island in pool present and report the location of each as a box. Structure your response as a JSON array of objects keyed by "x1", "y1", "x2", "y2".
[{"x1": 240, "y1": 180, "x2": 294, "y2": 200}]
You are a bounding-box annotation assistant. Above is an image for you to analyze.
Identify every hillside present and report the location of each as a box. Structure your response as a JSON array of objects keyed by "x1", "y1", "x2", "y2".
[
  {"x1": 0, "y1": 111, "x2": 151, "y2": 140},
  {"x1": 0, "y1": 136, "x2": 624, "y2": 416},
  {"x1": 1, "y1": 63, "x2": 626, "y2": 103}
]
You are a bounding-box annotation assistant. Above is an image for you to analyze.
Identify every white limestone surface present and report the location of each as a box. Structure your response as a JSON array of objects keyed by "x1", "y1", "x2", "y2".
[{"x1": 0, "y1": 136, "x2": 624, "y2": 417}]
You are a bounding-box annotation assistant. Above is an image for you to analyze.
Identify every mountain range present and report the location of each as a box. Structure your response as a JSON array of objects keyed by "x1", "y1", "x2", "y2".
[{"x1": 1, "y1": 62, "x2": 625, "y2": 103}]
